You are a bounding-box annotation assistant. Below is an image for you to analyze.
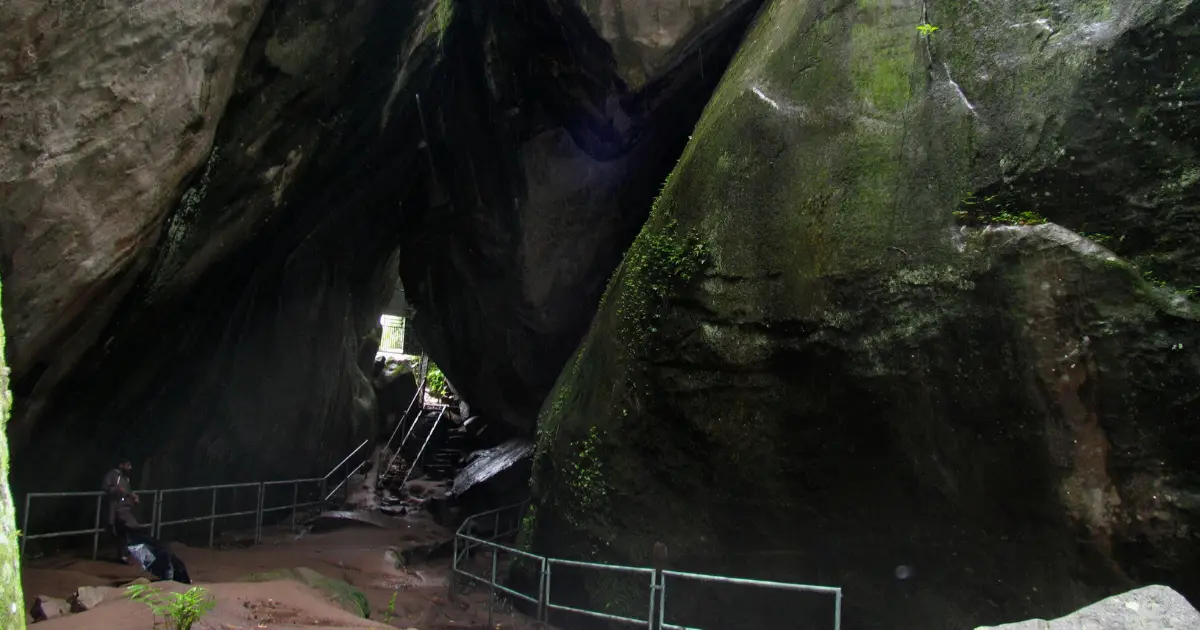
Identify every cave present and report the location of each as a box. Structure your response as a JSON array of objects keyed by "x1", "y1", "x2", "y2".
[{"x1": 2, "y1": 0, "x2": 1199, "y2": 628}]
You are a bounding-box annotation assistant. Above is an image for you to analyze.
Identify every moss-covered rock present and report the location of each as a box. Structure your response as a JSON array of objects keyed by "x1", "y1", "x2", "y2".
[
  {"x1": 0, "y1": 278, "x2": 26, "y2": 629},
  {"x1": 528, "y1": 0, "x2": 1200, "y2": 627},
  {"x1": 239, "y1": 567, "x2": 370, "y2": 618}
]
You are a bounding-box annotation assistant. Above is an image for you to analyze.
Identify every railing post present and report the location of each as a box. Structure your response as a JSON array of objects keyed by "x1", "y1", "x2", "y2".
[
  {"x1": 536, "y1": 557, "x2": 548, "y2": 625},
  {"x1": 255, "y1": 482, "x2": 265, "y2": 544},
  {"x1": 291, "y1": 482, "x2": 299, "y2": 533},
  {"x1": 651, "y1": 542, "x2": 667, "y2": 630},
  {"x1": 544, "y1": 563, "x2": 553, "y2": 624},
  {"x1": 20, "y1": 494, "x2": 31, "y2": 558},
  {"x1": 155, "y1": 493, "x2": 164, "y2": 539},
  {"x1": 488, "y1": 546, "x2": 498, "y2": 628},
  {"x1": 658, "y1": 576, "x2": 668, "y2": 630},
  {"x1": 92, "y1": 495, "x2": 102, "y2": 560},
  {"x1": 834, "y1": 589, "x2": 843, "y2": 630},
  {"x1": 208, "y1": 487, "x2": 217, "y2": 548},
  {"x1": 150, "y1": 490, "x2": 161, "y2": 539}
]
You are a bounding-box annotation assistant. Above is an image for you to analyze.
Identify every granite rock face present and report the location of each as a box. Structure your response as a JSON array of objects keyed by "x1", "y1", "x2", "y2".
[
  {"x1": 4, "y1": 0, "x2": 442, "y2": 509},
  {"x1": 3, "y1": 0, "x2": 762, "y2": 541},
  {"x1": 976, "y1": 585, "x2": 1200, "y2": 629},
  {"x1": 0, "y1": 0, "x2": 269, "y2": 422},
  {"x1": 526, "y1": 0, "x2": 1200, "y2": 627},
  {"x1": 577, "y1": 0, "x2": 756, "y2": 88}
]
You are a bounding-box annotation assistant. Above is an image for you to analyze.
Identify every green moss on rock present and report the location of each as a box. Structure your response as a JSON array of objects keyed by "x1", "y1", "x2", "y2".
[
  {"x1": 239, "y1": 568, "x2": 369, "y2": 618},
  {"x1": 0, "y1": 277, "x2": 25, "y2": 629},
  {"x1": 528, "y1": 0, "x2": 1200, "y2": 624}
]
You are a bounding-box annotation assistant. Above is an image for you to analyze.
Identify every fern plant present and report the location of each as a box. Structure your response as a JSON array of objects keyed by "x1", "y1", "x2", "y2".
[
  {"x1": 127, "y1": 584, "x2": 216, "y2": 630},
  {"x1": 426, "y1": 362, "x2": 449, "y2": 398}
]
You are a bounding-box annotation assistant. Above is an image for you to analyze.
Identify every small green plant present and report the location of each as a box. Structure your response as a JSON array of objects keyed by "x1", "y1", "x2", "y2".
[
  {"x1": 954, "y1": 193, "x2": 1048, "y2": 226},
  {"x1": 565, "y1": 426, "x2": 608, "y2": 527},
  {"x1": 991, "y1": 209, "x2": 1047, "y2": 226},
  {"x1": 382, "y1": 590, "x2": 398, "y2": 624},
  {"x1": 1142, "y1": 269, "x2": 1169, "y2": 289},
  {"x1": 127, "y1": 584, "x2": 216, "y2": 630},
  {"x1": 426, "y1": 362, "x2": 449, "y2": 398},
  {"x1": 916, "y1": 23, "x2": 940, "y2": 36},
  {"x1": 1080, "y1": 232, "x2": 1114, "y2": 245}
]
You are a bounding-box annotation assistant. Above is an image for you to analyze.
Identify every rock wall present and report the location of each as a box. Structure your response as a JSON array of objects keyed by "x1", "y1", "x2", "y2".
[
  {"x1": 0, "y1": 0, "x2": 271, "y2": 429},
  {"x1": 976, "y1": 584, "x2": 1200, "y2": 629},
  {"x1": 394, "y1": 0, "x2": 764, "y2": 433},
  {"x1": 4, "y1": 0, "x2": 445, "y2": 516},
  {"x1": 527, "y1": 0, "x2": 1200, "y2": 627},
  {"x1": 2, "y1": 0, "x2": 762, "y2": 538}
]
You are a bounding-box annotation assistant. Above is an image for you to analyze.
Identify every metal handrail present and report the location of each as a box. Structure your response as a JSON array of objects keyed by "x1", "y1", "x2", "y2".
[
  {"x1": 398, "y1": 405, "x2": 447, "y2": 487},
  {"x1": 21, "y1": 435, "x2": 374, "y2": 559},
  {"x1": 322, "y1": 460, "x2": 367, "y2": 502},
  {"x1": 450, "y1": 502, "x2": 843, "y2": 630},
  {"x1": 21, "y1": 477, "x2": 325, "y2": 559},
  {"x1": 380, "y1": 376, "x2": 427, "y2": 459},
  {"x1": 323, "y1": 439, "x2": 370, "y2": 480}
]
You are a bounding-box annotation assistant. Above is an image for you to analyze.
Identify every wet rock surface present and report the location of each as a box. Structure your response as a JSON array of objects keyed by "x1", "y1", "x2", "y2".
[
  {"x1": 67, "y1": 586, "x2": 122, "y2": 613},
  {"x1": 5, "y1": 0, "x2": 762, "y2": 517},
  {"x1": 0, "y1": 0, "x2": 269, "y2": 410},
  {"x1": 976, "y1": 585, "x2": 1200, "y2": 629},
  {"x1": 528, "y1": 0, "x2": 1200, "y2": 627},
  {"x1": 30, "y1": 595, "x2": 69, "y2": 621}
]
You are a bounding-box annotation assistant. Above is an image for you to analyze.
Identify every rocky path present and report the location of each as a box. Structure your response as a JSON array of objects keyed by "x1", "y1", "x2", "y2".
[{"x1": 21, "y1": 507, "x2": 543, "y2": 629}]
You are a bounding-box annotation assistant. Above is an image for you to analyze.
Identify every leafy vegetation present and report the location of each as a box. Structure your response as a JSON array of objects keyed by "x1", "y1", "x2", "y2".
[
  {"x1": 953, "y1": 193, "x2": 1047, "y2": 226},
  {"x1": 127, "y1": 584, "x2": 215, "y2": 630},
  {"x1": 426, "y1": 362, "x2": 449, "y2": 397},
  {"x1": 615, "y1": 217, "x2": 711, "y2": 363},
  {"x1": 916, "y1": 23, "x2": 940, "y2": 36},
  {"x1": 426, "y1": 0, "x2": 454, "y2": 45},
  {"x1": 382, "y1": 591, "x2": 398, "y2": 624},
  {"x1": 1080, "y1": 232, "x2": 1114, "y2": 245},
  {"x1": 565, "y1": 426, "x2": 608, "y2": 527}
]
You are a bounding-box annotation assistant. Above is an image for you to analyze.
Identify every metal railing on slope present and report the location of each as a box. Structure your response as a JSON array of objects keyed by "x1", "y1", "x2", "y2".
[
  {"x1": 378, "y1": 376, "x2": 428, "y2": 486},
  {"x1": 321, "y1": 438, "x2": 371, "y2": 502},
  {"x1": 21, "y1": 439, "x2": 372, "y2": 559},
  {"x1": 377, "y1": 376, "x2": 452, "y2": 489},
  {"x1": 451, "y1": 502, "x2": 844, "y2": 630}
]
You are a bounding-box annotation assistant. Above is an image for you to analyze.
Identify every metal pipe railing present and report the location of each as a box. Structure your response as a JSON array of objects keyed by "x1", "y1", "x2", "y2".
[
  {"x1": 398, "y1": 406, "x2": 447, "y2": 487},
  {"x1": 322, "y1": 460, "x2": 367, "y2": 502},
  {"x1": 380, "y1": 376, "x2": 427, "y2": 463},
  {"x1": 323, "y1": 439, "x2": 370, "y2": 481},
  {"x1": 22, "y1": 475, "x2": 328, "y2": 559},
  {"x1": 448, "y1": 501, "x2": 843, "y2": 630}
]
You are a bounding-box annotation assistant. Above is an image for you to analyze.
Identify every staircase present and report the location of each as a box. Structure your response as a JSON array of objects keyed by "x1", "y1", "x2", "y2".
[{"x1": 426, "y1": 425, "x2": 468, "y2": 480}]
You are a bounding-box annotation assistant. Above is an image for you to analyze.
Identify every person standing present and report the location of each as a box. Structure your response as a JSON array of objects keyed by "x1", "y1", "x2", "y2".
[{"x1": 101, "y1": 458, "x2": 139, "y2": 563}]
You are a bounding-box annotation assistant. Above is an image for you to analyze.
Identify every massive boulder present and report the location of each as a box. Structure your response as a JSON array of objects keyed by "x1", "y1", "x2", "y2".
[
  {"x1": 577, "y1": 0, "x2": 756, "y2": 89},
  {"x1": 398, "y1": 0, "x2": 764, "y2": 433},
  {"x1": 3, "y1": 0, "x2": 444, "y2": 510},
  {"x1": 0, "y1": 0, "x2": 270, "y2": 421},
  {"x1": 2, "y1": 0, "x2": 762, "y2": 539},
  {"x1": 525, "y1": 0, "x2": 1200, "y2": 628},
  {"x1": 976, "y1": 584, "x2": 1200, "y2": 629}
]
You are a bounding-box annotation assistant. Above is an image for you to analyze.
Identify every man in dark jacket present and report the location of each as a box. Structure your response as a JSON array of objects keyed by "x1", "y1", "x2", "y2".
[{"x1": 101, "y1": 458, "x2": 139, "y2": 562}]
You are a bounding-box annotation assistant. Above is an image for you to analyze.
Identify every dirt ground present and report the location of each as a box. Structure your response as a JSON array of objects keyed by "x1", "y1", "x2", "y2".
[{"x1": 21, "y1": 507, "x2": 545, "y2": 630}]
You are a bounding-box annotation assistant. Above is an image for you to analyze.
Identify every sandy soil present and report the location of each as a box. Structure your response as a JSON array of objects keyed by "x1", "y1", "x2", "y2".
[{"x1": 22, "y1": 508, "x2": 544, "y2": 630}]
